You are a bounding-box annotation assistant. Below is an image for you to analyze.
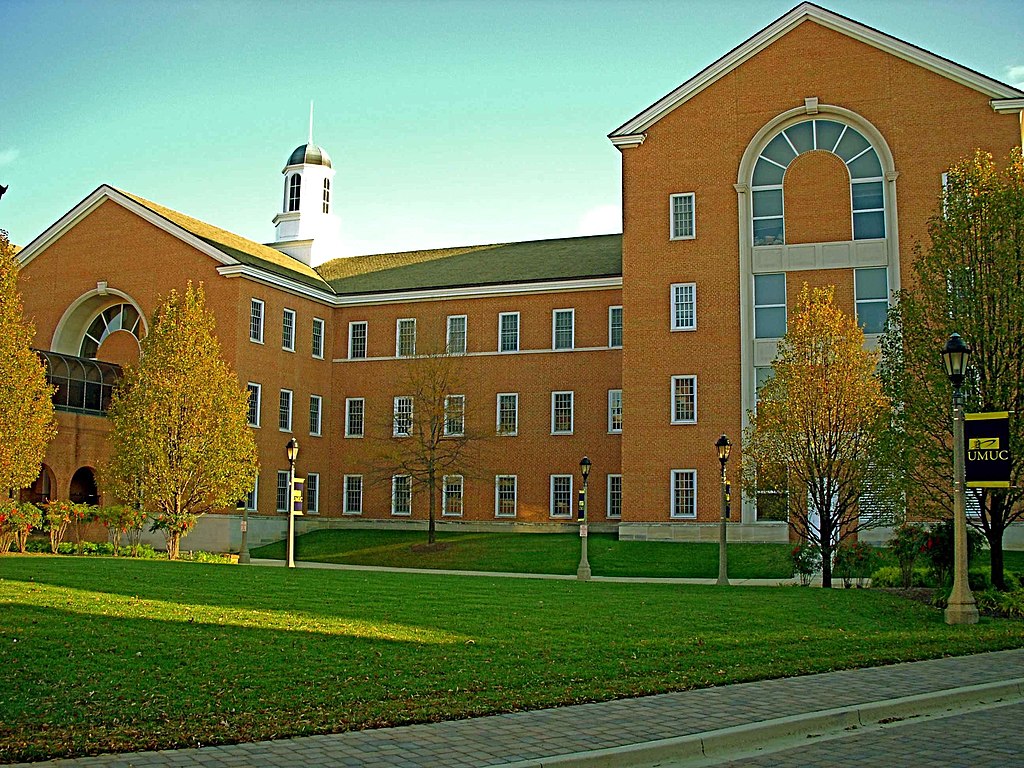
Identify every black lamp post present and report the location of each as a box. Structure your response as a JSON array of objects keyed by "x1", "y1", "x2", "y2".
[
  {"x1": 577, "y1": 456, "x2": 592, "y2": 581},
  {"x1": 285, "y1": 437, "x2": 299, "y2": 569},
  {"x1": 716, "y1": 434, "x2": 732, "y2": 586},
  {"x1": 237, "y1": 497, "x2": 250, "y2": 564},
  {"x1": 941, "y1": 333, "x2": 978, "y2": 624}
]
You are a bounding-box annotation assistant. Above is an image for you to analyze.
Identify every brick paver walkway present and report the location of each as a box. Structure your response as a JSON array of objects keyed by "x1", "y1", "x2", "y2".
[{"x1": 17, "y1": 649, "x2": 1024, "y2": 768}]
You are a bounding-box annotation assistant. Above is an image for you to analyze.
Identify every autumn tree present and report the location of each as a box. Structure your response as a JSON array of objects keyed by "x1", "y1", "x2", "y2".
[
  {"x1": 743, "y1": 285, "x2": 902, "y2": 587},
  {"x1": 879, "y1": 149, "x2": 1024, "y2": 589},
  {"x1": 106, "y1": 283, "x2": 258, "y2": 559},
  {"x1": 0, "y1": 229, "x2": 56, "y2": 499}
]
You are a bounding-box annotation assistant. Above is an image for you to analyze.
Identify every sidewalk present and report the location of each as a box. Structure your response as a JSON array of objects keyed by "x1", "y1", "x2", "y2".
[{"x1": 19, "y1": 649, "x2": 1024, "y2": 768}]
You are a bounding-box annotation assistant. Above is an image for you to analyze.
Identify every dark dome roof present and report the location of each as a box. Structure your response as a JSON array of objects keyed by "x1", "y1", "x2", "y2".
[{"x1": 286, "y1": 143, "x2": 332, "y2": 168}]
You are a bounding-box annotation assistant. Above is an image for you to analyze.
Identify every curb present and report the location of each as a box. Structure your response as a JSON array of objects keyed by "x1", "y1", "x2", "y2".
[{"x1": 489, "y1": 678, "x2": 1024, "y2": 768}]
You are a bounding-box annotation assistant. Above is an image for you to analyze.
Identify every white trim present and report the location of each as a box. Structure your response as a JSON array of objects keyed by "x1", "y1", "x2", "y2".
[
  {"x1": 670, "y1": 283, "x2": 697, "y2": 332},
  {"x1": 282, "y1": 308, "x2": 296, "y2": 352},
  {"x1": 446, "y1": 314, "x2": 468, "y2": 354},
  {"x1": 311, "y1": 317, "x2": 325, "y2": 359},
  {"x1": 669, "y1": 193, "x2": 696, "y2": 240},
  {"x1": 335, "y1": 345, "x2": 616, "y2": 364},
  {"x1": 345, "y1": 397, "x2": 365, "y2": 438},
  {"x1": 607, "y1": 474, "x2": 623, "y2": 519},
  {"x1": 246, "y1": 382, "x2": 262, "y2": 428},
  {"x1": 393, "y1": 395, "x2": 413, "y2": 437},
  {"x1": 608, "y1": 305, "x2": 623, "y2": 348},
  {"x1": 396, "y1": 317, "x2": 416, "y2": 357},
  {"x1": 549, "y1": 474, "x2": 574, "y2": 519},
  {"x1": 348, "y1": 320, "x2": 368, "y2": 359},
  {"x1": 670, "y1": 375, "x2": 698, "y2": 425},
  {"x1": 444, "y1": 394, "x2": 466, "y2": 437},
  {"x1": 551, "y1": 390, "x2": 575, "y2": 435},
  {"x1": 496, "y1": 392, "x2": 519, "y2": 436},
  {"x1": 279, "y1": 389, "x2": 293, "y2": 432},
  {"x1": 50, "y1": 287, "x2": 150, "y2": 356},
  {"x1": 309, "y1": 394, "x2": 323, "y2": 437},
  {"x1": 608, "y1": 389, "x2": 623, "y2": 434},
  {"x1": 276, "y1": 470, "x2": 290, "y2": 513},
  {"x1": 670, "y1": 469, "x2": 698, "y2": 519},
  {"x1": 305, "y1": 472, "x2": 320, "y2": 515},
  {"x1": 442, "y1": 474, "x2": 464, "y2": 517},
  {"x1": 245, "y1": 478, "x2": 259, "y2": 512},
  {"x1": 991, "y1": 98, "x2": 1024, "y2": 114},
  {"x1": 343, "y1": 475, "x2": 363, "y2": 515},
  {"x1": 552, "y1": 308, "x2": 575, "y2": 350},
  {"x1": 498, "y1": 311, "x2": 521, "y2": 352},
  {"x1": 391, "y1": 475, "x2": 412, "y2": 516},
  {"x1": 495, "y1": 475, "x2": 518, "y2": 518},
  {"x1": 249, "y1": 298, "x2": 265, "y2": 344}
]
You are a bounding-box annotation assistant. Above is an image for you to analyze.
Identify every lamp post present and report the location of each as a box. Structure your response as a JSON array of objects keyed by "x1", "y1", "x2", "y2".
[
  {"x1": 577, "y1": 456, "x2": 592, "y2": 581},
  {"x1": 716, "y1": 434, "x2": 732, "y2": 586},
  {"x1": 941, "y1": 334, "x2": 978, "y2": 624},
  {"x1": 237, "y1": 498, "x2": 251, "y2": 564},
  {"x1": 285, "y1": 437, "x2": 299, "y2": 569}
]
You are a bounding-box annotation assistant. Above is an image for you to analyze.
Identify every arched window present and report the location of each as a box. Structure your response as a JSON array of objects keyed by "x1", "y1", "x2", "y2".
[
  {"x1": 287, "y1": 173, "x2": 302, "y2": 212},
  {"x1": 751, "y1": 119, "x2": 885, "y2": 246},
  {"x1": 79, "y1": 303, "x2": 141, "y2": 359},
  {"x1": 322, "y1": 178, "x2": 331, "y2": 214}
]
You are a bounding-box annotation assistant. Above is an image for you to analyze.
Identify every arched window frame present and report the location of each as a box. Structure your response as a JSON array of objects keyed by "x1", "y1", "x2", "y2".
[
  {"x1": 79, "y1": 303, "x2": 142, "y2": 359},
  {"x1": 287, "y1": 173, "x2": 302, "y2": 212}
]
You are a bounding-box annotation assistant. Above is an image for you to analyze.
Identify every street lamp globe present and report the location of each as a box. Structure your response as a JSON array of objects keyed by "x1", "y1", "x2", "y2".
[
  {"x1": 716, "y1": 434, "x2": 732, "y2": 467},
  {"x1": 286, "y1": 437, "x2": 300, "y2": 464},
  {"x1": 941, "y1": 333, "x2": 971, "y2": 389},
  {"x1": 579, "y1": 456, "x2": 591, "y2": 482}
]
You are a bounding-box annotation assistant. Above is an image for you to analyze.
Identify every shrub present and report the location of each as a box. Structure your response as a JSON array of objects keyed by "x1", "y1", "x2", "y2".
[
  {"x1": 69, "y1": 503, "x2": 97, "y2": 554},
  {"x1": 0, "y1": 501, "x2": 42, "y2": 554},
  {"x1": 922, "y1": 519, "x2": 985, "y2": 586},
  {"x1": 975, "y1": 588, "x2": 1024, "y2": 618},
  {"x1": 43, "y1": 499, "x2": 76, "y2": 554},
  {"x1": 870, "y1": 565, "x2": 930, "y2": 588},
  {"x1": 888, "y1": 524, "x2": 930, "y2": 589},
  {"x1": 833, "y1": 540, "x2": 876, "y2": 588},
  {"x1": 790, "y1": 543, "x2": 820, "y2": 585},
  {"x1": 96, "y1": 505, "x2": 149, "y2": 556}
]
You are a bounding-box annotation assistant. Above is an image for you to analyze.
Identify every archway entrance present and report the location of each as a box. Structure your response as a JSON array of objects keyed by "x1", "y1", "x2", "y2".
[
  {"x1": 20, "y1": 465, "x2": 55, "y2": 505},
  {"x1": 70, "y1": 467, "x2": 99, "y2": 506}
]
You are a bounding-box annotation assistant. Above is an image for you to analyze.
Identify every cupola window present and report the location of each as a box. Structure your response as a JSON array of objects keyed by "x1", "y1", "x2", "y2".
[
  {"x1": 287, "y1": 174, "x2": 302, "y2": 212},
  {"x1": 322, "y1": 178, "x2": 331, "y2": 214}
]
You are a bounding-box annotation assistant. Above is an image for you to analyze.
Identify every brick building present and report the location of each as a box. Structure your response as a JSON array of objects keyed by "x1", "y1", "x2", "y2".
[{"x1": 14, "y1": 4, "x2": 1024, "y2": 549}]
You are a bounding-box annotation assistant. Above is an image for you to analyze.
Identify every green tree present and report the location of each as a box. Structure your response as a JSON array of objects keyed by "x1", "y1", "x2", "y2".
[
  {"x1": 880, "y1": 149, "x2": 1024, "y2": 589},
  {"x1": 0, "y1": 230, "x2": 56, "y2": 499},
  {"x1": 106, "y1": 283, "x2": 258, "y2": 559},
  {"x1": 743, "y1": 285, "x2": 902, "y2": 587}
]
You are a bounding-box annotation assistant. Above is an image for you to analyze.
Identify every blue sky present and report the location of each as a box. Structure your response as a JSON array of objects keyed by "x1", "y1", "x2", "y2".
[{"x1": 2, "y1": 0, "x2": 1023, "y2": 256}]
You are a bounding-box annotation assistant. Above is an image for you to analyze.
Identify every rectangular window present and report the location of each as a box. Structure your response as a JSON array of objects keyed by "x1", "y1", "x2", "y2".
[
  {"x1": 343, "y1": 475, "x2": 363, "y2": 515},
  {"x1": 671, "y1": 375, "x2": 697, "y2": 424},
  {"x1": 497, "y1": 393, "x2": 518, "y2": 435},
  {"x1": 754, "y1": 273, "x2": 787, "y2": 339},
  {"x1": 550, "y1": 475, "x2": 573, "y2": 518},
  {"x1": 396, "y1": 318, "x2": 416, "y2": 357},
  {"x1": 670, "y1": 192, "x2": 695, "y2": 240},
  {"x1": 607, "y1": 474, "x2": 623, "y2": 518},
  {"x1": 499, "y1": 312, "x2": 520, "y2": 352},
  {"x1": 276, "y1": 470, "x2": 289, "y2": 512},
  {"x1": 854, "y1": 267, "x2": 889, "y2": 335},
  {"x1": 444, "y1": 394, "x2": 465, "y2": 437},
  {"x1": 250, "y1": 299, "x2": 264, "y2": 344},
  {"x1": 348, "y1": 321, "x2": 367, "y2": 359},
  {"x1": 309, "y1": 394, "x2": 322, "y2": 436},
  {"x1": 671, "y1": 283, "x2": 697, "y2": 331},
  {"x1": 608, "y1": 389, "x2": 623, "y2": 433},
  {"x1": 551, "y1": 391, "x2": 574, "y2": 434},
  {"x1": 345, "y1": 398, "x2": 365, "y2": 438},
  {"x1": 609, "y1": 306, "x2": 623, "y2": 348},
  {"x1": 495, "y1": 475, "x2": 517, "y2": 518},
  {"x1": 671, "y1": 469, "x2": 698, "y2": 519},
  {"x1": 447, "y1": 315, "x2": 467, "y2": 354},
  {"x1": 246, "y1": 382, "x2": 261, "y2": 427},
  {"x1": 754, "y1": 366, "x2": 774, "y2": 405},
  {"x1": 245, "y1": 478, "x2": 258, "y2": 512},
  {"x1": 282, "y1": 308, "x2": 296, "y2": 351},
  {"x1": 279, "y1": 389, "x2": 293, "y2": 431},
  {"x1": 443, "y1": 475, "x2": 464, "y2": 517},
  {"x1": 311, "y1": 317, "x2": 325, "y2": 359},
  {"x1": 393, "y1": 396, "x2": 413, "y2": 437},
  {"x1": 305, "y1": 472, "x2": 319, "y2": 514},
  {"x1": 552, "y1": 309, "x2": 574, "y2": 350},
  {"x1": 391, "y1": 475, "x2": 412, "y2": 516}
]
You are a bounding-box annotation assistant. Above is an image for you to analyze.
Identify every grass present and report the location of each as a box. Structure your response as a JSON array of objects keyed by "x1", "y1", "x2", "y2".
[
  {"x1": 251, "y1": 530, "x2": 795, "y2": 579},
  {"x1": 2, "y1": 556, "x2": 1023, "y2": 762}
]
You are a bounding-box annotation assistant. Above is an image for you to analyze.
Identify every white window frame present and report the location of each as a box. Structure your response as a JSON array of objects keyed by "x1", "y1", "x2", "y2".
[
  {"x1": 670, "y1": 469, "x2": 698, "y2": 519},
  {"x1": 282, "y1": 308, "x2": 296, "y2": 352},
  {"x1": 443, "y1": 474, "x2": 464, "y2": 517},
  {"x1": 607, "y1": 474, "x2": 622, "y2": 519},
  {"x1": 671, "y1": 375, "x2": 697, "y2": 425},
  {"x1": 670, "y1": 192, "x2": 696, "y2": 240},
  {"x1": 250, "y1": 298, "x2": 264, "y2": 344},
  {"x1": 495, "y1": 475, "x2": 518, "y2": 518},
  {"x1": 309, "y1": 394, "x2": 322, "y2": 437},
  {"x1": 446, "y1": 315, "x2": 468, "y2": 355},
  {"x1": 608, "y1": 389, "x2": 623, "y2": 434},
  {"x1": 551, "y1": 390, "x2": 574, "y2": 435},
  {"x1": 670, "y1": 282, "x2": 697, "y2": 331},
  {"x1": 549, "y1": 474, "x2": 574, "y2": 519},
  {"x1": 348, "y1": 321, "x2": 368, "y2": 359},
  {"x1": 345, "y1": 397, "x2": 365, "y2": 438},
  {"x1": 498, "y1": 312, "x2": 520, "y2": 352},
  {"x1": 311, "y1": 317, "x2": 325, "y2": 359},
  {"x1": 245, "y1": 478, "x2": 258, "y2": 512},
  {"x1": 276, "y1": 470, "x2": 289, "y2": 512},
  {"x1": 754, "y1": 273, "x2": 787, "y2": 339},
  {"x1": 854, "y1": 267, "x2": 889, "y2": 336},
  {"x1": 279, "y1": 388, "x2": 293, "y2": 432},
  {"x1": 343, "y1": 475, "x2": 363, "y2": 515},
  {"x1": 246, "y1": 382, "x2": 261, "y2": 428},
  {"x1": 552, "y1": 309, "x2": 575, "y2": 351},
  {"x1": 608, "y1": 305, "x2": 623, "y2": 348},
  {"x1": 305, "y1": 472, "x2": 319, "y2": 515},
  {"x1": 444, "y1": 394, "x2": 465, "y2": 437},
  {"x1": 391, "y1": 475, "x2": 412, "y2": 516},
  {"x1": 396, "y1": 318, "x2": 417, "y2": 357},
  {"x1": 393, "y1": 396, "x2": 413, "y2": 437},
  {"x1": 496, "y1": 393, "x2": 518, "y2": 436}
]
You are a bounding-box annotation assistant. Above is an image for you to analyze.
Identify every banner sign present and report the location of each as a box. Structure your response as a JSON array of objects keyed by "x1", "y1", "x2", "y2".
[
  {"x1": 292, "y1": 477, "x2": 305, "y2": 514},
  {"x1": 964, "y1": 411, "x2": 1011, "y2": 488}
]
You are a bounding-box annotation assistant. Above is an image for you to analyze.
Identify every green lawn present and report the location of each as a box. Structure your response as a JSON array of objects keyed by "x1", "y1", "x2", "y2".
[
  {"x1": 2, "y1": 556, "x2": 1023, "y2": 762},
  {"x1": 252, "y1": 530, "x2": 795, "y2": 578}
]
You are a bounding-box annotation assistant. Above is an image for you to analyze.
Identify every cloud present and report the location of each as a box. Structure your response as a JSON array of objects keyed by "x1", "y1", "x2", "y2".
[
  {"x1": 576, "y1": 203, "x2": 622, "y2": 236},
  {"x1": 0, "y1": 148, "x2": 19, "y2": 167},
  {"x1": 1005, "y1": 65, "x2": 1024, "y2": 90}
]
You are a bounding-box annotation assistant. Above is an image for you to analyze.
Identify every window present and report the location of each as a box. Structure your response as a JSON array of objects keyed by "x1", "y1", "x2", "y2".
[
  {"x1": 246, "y1": 382, "x2": 261, "y2": 427},
  {"x1": 396, "y1": 318, "x2": 416, "y2": 357},
  {"x1": 552, "y1": 309, "x2": 574, "y2": 350},
  {"x1": 322, "y1": 178, "x2": 330, "y2": 214},
  {"x1": 287, "y1": 174, "x2": 301, "y2": 212},
  {"x1": 497, "y1": 393, "x2": 518, "y2": 435},
  {"x1": 607, "y1": 474, "x2": 622, "y2": 519},
  {"x1": 670, "y1": 193, "x2": 695, "y2": 239},
  {"x1": 79, "y1": 303, "x2": 142, "y2": 358},
  {"x1": 345, "y1": 398, "x2": 365, "y2": 438},
  {"x1": 250, "y1": 299, "x2": 264, "y2": 343},
  {"x1": 671, "y1": 283, "x2": 696, "y2": 331},
  {"x1": 550, "y1": 475, "x2": 573, "y2": 518},
  {"x1": 754, "y1": 273, "x2": 787, "y2": 339},
  {"x1": 309, "y1": 395, "x2": 322, "y2": 436},
  {"x1": 671, "y1": 375, "x2": 697, "y2": 424},
  {"x1": 344, "y1": 475, "x2": 363, "y2": 515},
  {"x1": 608, "y1": 306, "x2": 623, "y2": 348},
  {"x1": 279, "y1": 389, "x2": 293, "y2": 431},
  {"x1": 393, "y1": 396, "x2": 413, "y2": 437},
  {"x1": 306, "y1": 472, "x2": 319, "y2": 514},
  {"x1": 282, "y1": 309, "x2": 296, "y2": 351},
  {"x1": 754, "y1": 366, "x2": 774, "y2": 404},
  {"x1": 348, "y1": 321, "x2": 367, "y2": 359},
  {"x1": 499, "y1": 312, "x2": 520, "y2": 352},
  {"x1": 447, "y1": 315, "x2": 467, "y2": 354},
  {"x1": 245, "y1": 478, "x2": 258, "y2": 512},
  {"x1": 854, "y1": 267, "x2": 889, "y2": 335},
  {"x1": 608, "y1": 389, "x2": 623, "y2": 433},
  {"x1": 444, "y1": 395, "x2": 465, "y2": 437},
  {"x1": 311, "y1": 317, "x2": 325, "y2": 359},
  {"x1": 551, "y1": 391, "x2": 574, "y2": 434},
  {"x1": 443, "y1": 475, "x2": 464, "y2": 517},
  {"x1": 276, "y1": 471, "x2": 289, "y2": 512},
  {"x1": 671, "y1": 469, "x2": 697, "y2": 519},
  {"x1": 495, "y1": 475, "x2": 517, "y2": 517},
  {"x1": 392, "y1": 475, "x2": 412, "y2": 516}
]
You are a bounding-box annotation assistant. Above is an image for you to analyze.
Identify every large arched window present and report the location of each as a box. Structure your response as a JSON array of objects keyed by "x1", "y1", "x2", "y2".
[
  {"x1": 79, "y1": 303, "x2": 141, "y2": 359},
  {"x1": 322, "y1": 178, "x2": 331, "y2": 213},
  {"x1": 751, "y1": 119, "x2": 885, "y2": 246},
  {"x1": 287, "y1": 173, "x2": 302, "y2": 212}
]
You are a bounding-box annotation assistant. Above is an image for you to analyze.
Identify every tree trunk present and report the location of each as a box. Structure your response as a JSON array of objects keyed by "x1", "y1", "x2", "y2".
[
  {"x1": 428, "y1": 469, "x2": 436, "y2": 545},
  {"x1": 820, "y1": 523, "x2": 832, "y2": 589},
  {"x1": 167, "y1": 532, "x2": 180, "y2": 560}
]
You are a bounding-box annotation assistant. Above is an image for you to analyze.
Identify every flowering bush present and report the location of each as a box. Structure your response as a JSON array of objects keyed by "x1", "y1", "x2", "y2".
[
  {"x1": 0, "y1": 500, "x2": 15, "y2": 554},
  {"x1": 833, "y1": 540, "x2": 876, "y2": 588},
  {"x1": 790, "y1": 543, "x2": 821, "y2": 585},
  {"x1": 69, "y1": 503, "x2": 97, "y2": 554},
  {"x1": 888, "y1": 524, "x2": 930, "y2": 589},
  {"x1": 96, "y1": 505, "x2": 149, "y2": 556},
  {"x1": 43, "y1": 499, "x2": 76, "y2": 554},
  {"x1": 922, "y1": 519, "x2": 984, "y2": 586},
  {"x1": 0, "y1": 501, "x2": 42, "y2": 553}
]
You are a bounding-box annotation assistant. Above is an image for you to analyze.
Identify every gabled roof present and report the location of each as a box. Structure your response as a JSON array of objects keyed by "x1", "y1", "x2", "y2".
[{"x1": 609, "y1": 2, "x2": 1024, "y2": 146}]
